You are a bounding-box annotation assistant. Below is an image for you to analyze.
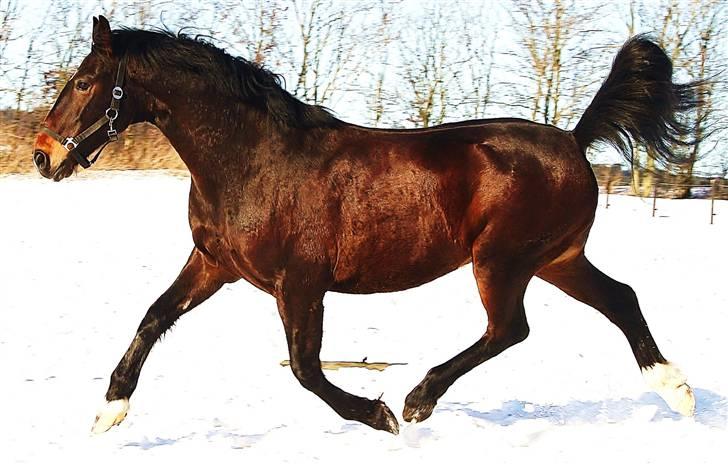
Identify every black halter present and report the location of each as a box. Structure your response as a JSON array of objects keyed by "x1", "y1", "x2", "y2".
[{"x1": 42, "y1": 56, "x2": 128, "y2": 169}]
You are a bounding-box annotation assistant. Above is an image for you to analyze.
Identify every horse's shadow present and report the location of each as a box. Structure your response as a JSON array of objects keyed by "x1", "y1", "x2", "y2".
[
  {"x1": 122, "y1": 389, "x2": 726, "y2": 450},
  {"x1": 123, "y1": 424, "x2": 285, "y2": 450},
  {"x1": 439, "y1": 388, "x2": 727, "y2": 428}
]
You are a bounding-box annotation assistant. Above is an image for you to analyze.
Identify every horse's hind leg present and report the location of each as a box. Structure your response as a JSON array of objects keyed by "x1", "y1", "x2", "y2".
[
  {"x1": 403, "y1": 249, "x2": 532, "y2": 423},
  {"x1": 537, "y1": 252, "x2": 695, "y2": 416},
  {"x1": 92, "y1": 248, "x2": 230, "y2": 433},
  {"x1": 276, "y1": 278, "x2": 399, "y2": 434}
]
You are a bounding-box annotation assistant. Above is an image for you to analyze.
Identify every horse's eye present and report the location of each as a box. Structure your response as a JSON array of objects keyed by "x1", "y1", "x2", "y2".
[{"x1": 75, "y1": 81, "x2": 91, "y2": 92}]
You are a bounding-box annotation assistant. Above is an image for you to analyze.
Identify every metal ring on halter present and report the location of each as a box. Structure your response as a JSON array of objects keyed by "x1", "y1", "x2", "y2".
[
  {"x1": 105, "y1": 108, "x2": 119, "y2": 121},
  {"x1": 63, "y1": 138, "x2": 78, "y2": 151},
  {"x1": 112, "y1": 86, "x2": 123, "y2": 100}
]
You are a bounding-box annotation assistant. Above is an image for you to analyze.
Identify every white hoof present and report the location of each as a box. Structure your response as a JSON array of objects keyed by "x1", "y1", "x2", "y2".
[
  {"x1": 91, "y1": 398, "x2": 129, "y2": 434},
  {"x1": 642, "y1": 363, "x2": 695, "y2": 416}
]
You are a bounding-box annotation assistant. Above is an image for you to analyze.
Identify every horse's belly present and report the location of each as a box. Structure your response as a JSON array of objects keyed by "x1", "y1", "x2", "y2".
[
  {"x1": 331, "y1": 258, "x2": 470, "y2": 294},
  {"x1": 330, "y1": 224, "x2": 471, "y2": 294}
]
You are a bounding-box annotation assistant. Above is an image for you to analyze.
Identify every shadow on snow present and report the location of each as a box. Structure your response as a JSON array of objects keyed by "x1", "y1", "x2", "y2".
[{"x1": 439, "y1": 388, "x2": 727, "y2": 428}]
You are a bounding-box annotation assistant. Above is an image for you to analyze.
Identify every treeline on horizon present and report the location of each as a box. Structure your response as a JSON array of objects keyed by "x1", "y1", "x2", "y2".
[{"x1": 0, "y1": 0, "x2": 725, "y2": 197}]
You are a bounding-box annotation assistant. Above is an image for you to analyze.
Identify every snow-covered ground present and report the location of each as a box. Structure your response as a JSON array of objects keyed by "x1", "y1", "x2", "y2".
[{"x1": 1, "y1": 171, "x2": 726, "y2": 463}]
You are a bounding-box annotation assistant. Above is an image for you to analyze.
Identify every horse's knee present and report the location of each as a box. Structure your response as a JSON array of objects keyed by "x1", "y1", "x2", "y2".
[
  {"x1": 489, "y1": 317, "x2": 529, "y2": 351},
  {"x1": 506, "y1": 319, "x2": 530, "y2": 346},
  {"x1": 289, "y1": 359, "x2": 324, "y2": 391}
]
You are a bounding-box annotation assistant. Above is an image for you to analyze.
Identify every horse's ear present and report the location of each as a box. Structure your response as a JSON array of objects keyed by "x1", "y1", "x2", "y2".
[{"x1": 93, "y1": 15, "x2": 112, "y2": 55}]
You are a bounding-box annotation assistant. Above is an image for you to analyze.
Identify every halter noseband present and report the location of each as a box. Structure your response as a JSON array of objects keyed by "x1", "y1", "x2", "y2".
[{"x1": 41, "y1": 55, "x2": 128, "y2": 169}]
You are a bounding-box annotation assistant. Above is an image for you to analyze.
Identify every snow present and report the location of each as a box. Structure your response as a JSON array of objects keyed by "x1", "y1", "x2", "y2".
[{"x1": 1, "y1": 171, "x2": 726, "y2": 463}]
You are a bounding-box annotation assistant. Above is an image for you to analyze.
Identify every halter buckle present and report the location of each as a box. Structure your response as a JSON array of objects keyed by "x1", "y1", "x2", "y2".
[
  {"x1": 112, "y1": 86, "x2": 124, "y2": 100},
  {"x1": 107, "y1": 129, "x2": 118, "y2": 141},
  {"x1": 63, "y1": 138, "x2": 77, "y2": 151}
]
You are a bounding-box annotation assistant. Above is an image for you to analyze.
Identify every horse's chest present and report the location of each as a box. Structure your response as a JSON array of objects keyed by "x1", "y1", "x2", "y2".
[{"x1": 189, "y1": 200, "x2": 281, "y2": 294}]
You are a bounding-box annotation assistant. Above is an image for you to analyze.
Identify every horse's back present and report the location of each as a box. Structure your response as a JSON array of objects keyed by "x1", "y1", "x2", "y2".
[{"x1": 329, "y1": 120, "x2": 598, "y2": 293}]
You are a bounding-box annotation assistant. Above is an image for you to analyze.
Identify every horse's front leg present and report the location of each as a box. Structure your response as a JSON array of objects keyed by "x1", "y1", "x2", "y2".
[
  {"x1": 277, "y1": 279, "x2": 400, "y2": 434},
  {"x1": 92, "y1": 247, "x2": 230, "y2": 433}
]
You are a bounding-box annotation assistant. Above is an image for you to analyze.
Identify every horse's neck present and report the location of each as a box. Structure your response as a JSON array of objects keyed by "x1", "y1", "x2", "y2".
[
  {"x1": 141, "y1": 80, "x2": 341, "y2": 186},
  {"x1": 147, "y1": 92, "x2": 269, "y2": 175}
]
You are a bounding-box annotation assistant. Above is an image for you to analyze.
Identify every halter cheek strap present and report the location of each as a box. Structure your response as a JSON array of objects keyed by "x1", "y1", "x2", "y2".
[{"x1": 42, "y1": 55, "x2": 128, "y2": 169}]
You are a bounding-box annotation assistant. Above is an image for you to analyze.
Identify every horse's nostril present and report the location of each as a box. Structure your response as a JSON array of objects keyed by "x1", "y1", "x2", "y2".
[{"x1": 33, "y1": 151, "x2": 49, "y2": 170}]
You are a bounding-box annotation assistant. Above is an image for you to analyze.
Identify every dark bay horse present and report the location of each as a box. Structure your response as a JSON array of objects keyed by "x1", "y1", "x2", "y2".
[{"x1": 33, "y1": 16, "x2": 700, "y2": 434}]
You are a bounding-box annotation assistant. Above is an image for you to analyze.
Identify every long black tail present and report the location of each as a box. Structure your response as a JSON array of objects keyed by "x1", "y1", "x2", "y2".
[{"x1": 573, "y1": 35, "x2": 703, "y2": 165}]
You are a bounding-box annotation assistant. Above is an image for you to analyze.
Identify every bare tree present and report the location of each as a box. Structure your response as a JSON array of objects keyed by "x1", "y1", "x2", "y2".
[
  {"x1": 675, "y1": 0, "x2": 726, "y2": 197},
  {"x1": 399, "y1": 4, "x2": 468, "y2": 127},
  {"x1": 289, "y1": 0, "x2": 371, "y2": 106},
  {"x1": 453, "y1": 5, "x2": 498, "y2": 120},
  {"x1": 0, "y1": 0, "x2": 18, "y2": 97},
  {"x1": 508, "y1": 0, "x2": 609, "y2": 128},
  {"x1": 366, "y1": 0, "x2": 400, "y2": 127},
  {"x1": 211, "y1": 0, "x2": 289, "y2": 67}
]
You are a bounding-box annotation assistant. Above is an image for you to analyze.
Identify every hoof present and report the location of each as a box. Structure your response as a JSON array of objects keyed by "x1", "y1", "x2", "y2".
[
  {"x1": 666, "y1": 383, "x2": 696, "y2": 417},
  {"x1": 402, "y1": 386, "x2": 437, "y2": 423},
  {"x1": 370, "y1": 399, "x2": 400, "y2": 434},
  {"x1": 91, "y1": 398, "x2": 129, "y2": 434},
  {"x1": 402, "y1": 401, "x2": 436, "y2": 423},
  {"x1": 642, "y1": 363, "x2": 696, "y2": 416}
]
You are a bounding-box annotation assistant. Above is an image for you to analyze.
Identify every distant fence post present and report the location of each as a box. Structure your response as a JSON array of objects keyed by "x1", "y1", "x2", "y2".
[
  {"x1": 711, "y1": 178, "x2": 718, "y2": 225},
  {"x1": 605, "y1": 173, "x2": 613, "y2": 209},
  {"x1": 652, "y1": 183, "x2": 658, "y2": 217}
]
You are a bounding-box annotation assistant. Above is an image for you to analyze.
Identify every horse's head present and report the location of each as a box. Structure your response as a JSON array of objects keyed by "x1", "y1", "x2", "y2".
[{"x1": 33, "y1": 16, "x2": 133, "y2": 181}]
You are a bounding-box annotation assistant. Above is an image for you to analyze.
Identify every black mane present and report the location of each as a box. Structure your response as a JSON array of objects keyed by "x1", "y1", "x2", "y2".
[{"x1": 110, "y1": 28, "x2": 341, "y2": 129}]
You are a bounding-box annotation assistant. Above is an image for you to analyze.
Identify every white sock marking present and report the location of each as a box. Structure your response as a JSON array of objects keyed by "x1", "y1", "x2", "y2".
[
  {"x1": 91, "y1": 398, "x2": 129, "y2": 434},
  {"x1": 642, "y1": 362, "x2": 695, "y2": 416}
]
